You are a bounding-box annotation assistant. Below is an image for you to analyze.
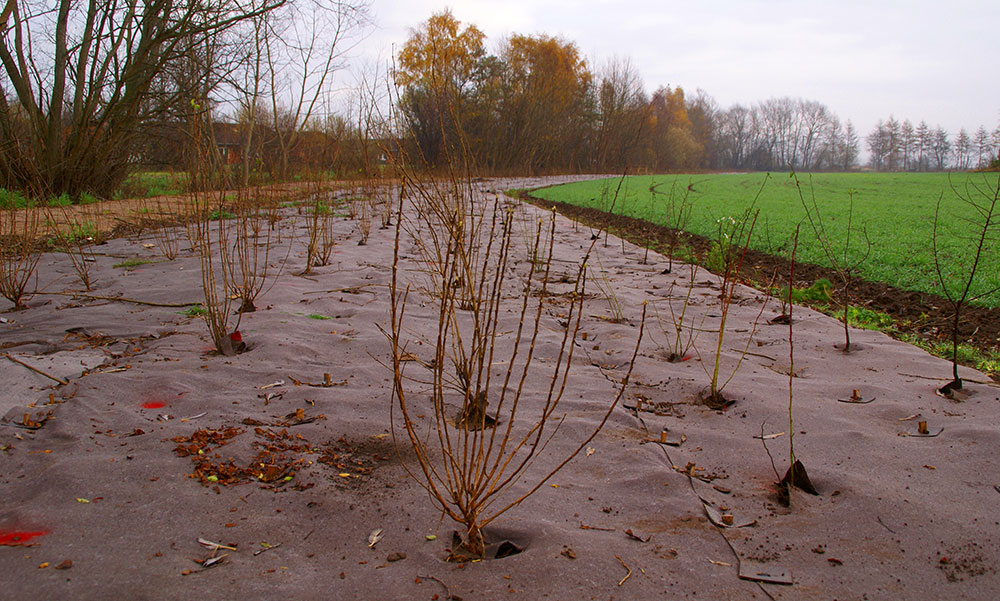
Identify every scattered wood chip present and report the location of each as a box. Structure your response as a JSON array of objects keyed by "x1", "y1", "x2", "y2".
[
  {"x1": 288, "y1": 374, "x2": 346, "y2": 388},
  {"x1": 624, "y1": 529, "x2": 651, "y2": 543},
  {"x1": 702, "y1": 502, "x2": 757, "y2": 528},
  {"x1": 709, "y1": 559, "x2": 732, "y2": 567},
  {"x1": 643, "y1": 430, "x2": 686, "y2": 446},
  {"x1": 838, "y1": 389, "x2": 876, "y2": 404},
  {"x1": 368, "y1": 528, "x2": 384, "y2": 548},
  {"x1": 899, "y1": 426, "x2": 944, "y2": 438}
]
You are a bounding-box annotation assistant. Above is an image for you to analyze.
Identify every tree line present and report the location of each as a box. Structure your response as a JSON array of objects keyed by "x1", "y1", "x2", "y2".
[
  {"x1": 2, "y1": 4, "x2": 998, "y2": 201},
  {"x1": 866, "y1": 118, "x2": 998, "y2": 171},
  {"x1": 395, "y1": 11, "x2": 1000, "y2": 175},
  {"x1": 0, "y1": 0, "x2": 372, "y2": 199}
]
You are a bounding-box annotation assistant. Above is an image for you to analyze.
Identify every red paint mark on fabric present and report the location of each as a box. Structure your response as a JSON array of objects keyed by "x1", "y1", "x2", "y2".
[
  {"x1": 141, "y1": 401, "x2": 166, "y2": 409},
  {"x1": 0, "y1": 529, "x2": 49, "y2": 546}
]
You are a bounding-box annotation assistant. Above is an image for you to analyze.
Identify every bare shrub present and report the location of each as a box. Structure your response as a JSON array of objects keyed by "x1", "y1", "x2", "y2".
[
  {"x1": 386, "y1": 177, "x2": 645, "y2": 558},
  {"x1": 47, "y1": 206, "x2": 99, "y2": 291},
  {"x1": 0, "y1": 208, "x2": 42, "y2": 309},
  {"x1": 187, "y1": 192, "x2": 244, "y2": 355},
  {"x1": 653, "y1": 261, "x2": 704, "y2": 362}
]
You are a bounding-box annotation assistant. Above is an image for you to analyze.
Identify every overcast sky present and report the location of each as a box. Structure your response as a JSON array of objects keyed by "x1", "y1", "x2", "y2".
[{"x1": 354, "y1": 0, "x2": 1000, "y2": 139}]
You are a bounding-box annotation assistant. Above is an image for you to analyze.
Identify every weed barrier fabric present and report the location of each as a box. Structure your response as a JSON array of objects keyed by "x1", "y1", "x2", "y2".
[{"x1": 1, "y1": 175, "x2": 998, "y2": 599}]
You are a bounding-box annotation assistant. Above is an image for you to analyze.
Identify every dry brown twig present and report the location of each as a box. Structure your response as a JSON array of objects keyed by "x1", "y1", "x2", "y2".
[{"x1": 4, "y1": 353, "x2": 70, "y2": 385}]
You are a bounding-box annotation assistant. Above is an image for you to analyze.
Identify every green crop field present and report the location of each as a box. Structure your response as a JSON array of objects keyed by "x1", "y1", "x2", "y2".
[{"x1": 532, "y1": 172, "x2": 1000, "y2": 307}]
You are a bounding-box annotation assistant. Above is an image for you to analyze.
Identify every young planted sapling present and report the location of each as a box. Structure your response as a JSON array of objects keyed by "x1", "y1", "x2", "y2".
[
  {"x1": 654, "y1": 261, "x2": 704, "y2": 362},
  {"x1": 387, "y1": 179, "x2": 645, "y2": 559},
  {"x1": 187, "y1": 192, "x2": 245, "y2": 356},
  {"x1": 777, "y1": 226, "x2": 817, "y2": 505},
  {"x1": 795, "y1": 173, "x2": 871, "y2": 352},
  {"x1": 931, "y1": 174, "x2": 1000, "y2": 396},
  {"x1": 647, "y1": 177, "x2": 693, "y2": 272},
  {"x1": 698, "y1": 201, "x2": 771, "y2": 409}
]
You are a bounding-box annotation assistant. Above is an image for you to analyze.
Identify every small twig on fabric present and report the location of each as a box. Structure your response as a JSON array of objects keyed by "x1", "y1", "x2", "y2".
[
  {"x1": 876, "y1": 515, "x2": 897, "y2": 534},
  {"x1": 614, "y1": 554, "x2": 633, "y2": 586},
  {"x1": 3, "y1": 353, "x2": 69, "y2": 385},
  {"x1": 37, "y1": 291, "x2": 200, "y2": 308},
  {"x1": 759, "y1": 422, "x2": 781, "y2": 481},
  {"x1": 418, "y1": 574, "x2": 454, "y2": 600}
]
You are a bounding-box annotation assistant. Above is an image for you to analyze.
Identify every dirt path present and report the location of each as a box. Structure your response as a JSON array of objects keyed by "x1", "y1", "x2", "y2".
[{"x1": 3, "y1": 181, "x2": 347, "y2": 242}]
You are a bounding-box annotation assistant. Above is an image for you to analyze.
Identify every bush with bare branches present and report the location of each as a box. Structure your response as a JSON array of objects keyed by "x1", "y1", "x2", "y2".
[
  {"x1": 386, "y1": 177, "x2": 644, "y2": 558},
  {"x1": 0, "y1": 208, "x2": 41, "y2": 309}
]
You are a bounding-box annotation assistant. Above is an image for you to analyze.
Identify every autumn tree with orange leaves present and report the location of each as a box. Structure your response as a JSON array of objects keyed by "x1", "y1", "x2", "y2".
[
  {"x1": 395, "y1": 10, "x2": 488, "y2": 168},
  {"x1": 498, "y1": 34, "x2": 592, "y2": 173},
  {"x1": 393, "y1": 11, "x2": 713, "y2": 174},
  {"x1": 645, "y1": 86, "x2": 704, "y2": 171}
]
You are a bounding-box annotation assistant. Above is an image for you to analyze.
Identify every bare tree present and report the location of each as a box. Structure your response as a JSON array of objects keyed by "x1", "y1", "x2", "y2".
[
  {"x1": 901, "y1": 119, "x2": 916, "y2": 171},
  {"x1": 842, "y1": 120, "x2": 860, "y2": 170},
  {"x1": 916, "y1": 121, "x2": 931, "y2": 171},
  {"x1": 0, "y1": 0, "x2": 286, "y2": 198},
  {"x1": 593, "y1": 57, "x2": 647, "y2": 171},
  {"x1": 953, "y1": 129, "x2": 972, "y2": 170},
  {"x1": 932, "y1": 127, "x2": 951, "y2": 170},
  {"x1": 261, "y1": 0, "x2": 369, "y2": 180},
  {"x1": 973, "y1": 126, "x2": 992, "y2": 169}
]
